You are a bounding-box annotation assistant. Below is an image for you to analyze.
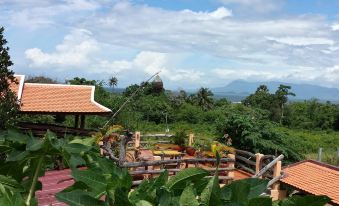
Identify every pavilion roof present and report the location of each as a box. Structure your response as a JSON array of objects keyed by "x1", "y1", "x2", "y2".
[
  {"x1": 281, "y1": 160, "x2": 339, "y2": 205},
  {"x1": 10, "y1": 75, "x2": 111, "y2": 115}
]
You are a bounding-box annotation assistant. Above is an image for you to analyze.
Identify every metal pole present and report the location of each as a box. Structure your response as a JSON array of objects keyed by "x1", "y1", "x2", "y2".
[
  {"x1": 317, "y1": 148, "x2": 323, "y2": 162},
  {"x1": 336, "y1": 147, "x2": 339, "y2": 166},
  {"x1": 165, "y1": 113, "x2": 169, "y2": 133}
]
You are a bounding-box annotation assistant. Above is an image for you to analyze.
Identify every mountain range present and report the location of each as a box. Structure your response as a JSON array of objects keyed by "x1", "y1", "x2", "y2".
[{"x1": 211, "y1": 80, "x2": 339, "y2": 102}]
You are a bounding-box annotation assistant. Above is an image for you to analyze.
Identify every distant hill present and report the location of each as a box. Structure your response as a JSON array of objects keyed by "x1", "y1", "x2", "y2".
[{"x1": 212, "y1": 80, "x2": 339, "y2": 102}]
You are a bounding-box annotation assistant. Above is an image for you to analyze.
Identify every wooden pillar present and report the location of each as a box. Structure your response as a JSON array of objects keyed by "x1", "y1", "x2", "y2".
[
  {"x1": 272, "y1": 161, "x2": 281, "y2": 190},
  {"x1": 80, "y1": 115, "x2": 86, "y2": 129},
  {"x1": 74, "y1": 115, "x2": 79, "y2": 128},
  {"x1": 99, "y1": 141, "x2": 104, "y2": 156},
  {"x1": 270, "y1": 160, "x2": 286, "y2": 201},
  {"x1": 255, "y1": 153, "x2": 264, "y2": 177},
  {"x1": 188, "y1": 133, "x2": 194, "y2": 147},
  {"x1": 135, "y1": 131, "x2": 141, "y2": 149},
  {"x1": 227, "y1": 154, "x2": 235, "y2": 181}
]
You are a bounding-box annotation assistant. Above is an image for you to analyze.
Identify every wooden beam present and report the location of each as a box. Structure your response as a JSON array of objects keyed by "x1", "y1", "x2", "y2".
[
  {"x1": 253, "y1": 154, "x2": 284, "y2": 178},
  {"x1": 80, "y1": 115, "x2": 86, "y2": 129},
  {"x1": 235, "y1": 155, "x2": 256, "y2": 166},
  {"x1": 235, "y1": 149, "x2": 256, "y2": 158},
  {"x1": 121, "y1": 158, "x2": 235, "y2": 168},
  {"x1": 236, "y1": 162, "x2": 255, "y2": 174},
  {"x1": 74, "y1": 115, "x2": 79, "y2": 128},
  {"x1": 129, "y1": 167, "x2": 235, "y2": 175}
]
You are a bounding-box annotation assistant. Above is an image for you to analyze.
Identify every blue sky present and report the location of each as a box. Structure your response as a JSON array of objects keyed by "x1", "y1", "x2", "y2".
[{"x1": 1, "y1": 0, "x2": 339, "y2": 89}]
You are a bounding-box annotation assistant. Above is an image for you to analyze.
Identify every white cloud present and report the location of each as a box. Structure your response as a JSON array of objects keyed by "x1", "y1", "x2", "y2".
[
  {"x1": 94, "y1": 51, "x2": 204, "y2": 82},
  {"x1": 219, "y1": 0, "x2": 283, "y2": 12},
  {"x1": 332, "y1": 24, "x2": 339, "y2": 31},
  {"x1": 266, "y1": 36, "x2": 335, "y2": 46},
  {"x1": 25, "y1": 29, "x2": 99, "y2": 68},
  {"x1": 3, "y1": 0, "x2": 100, "y2": 29},
  {"x1": 181, "y1": 7, "x2": 232, "y2": 20},
  {"x1": 9, "y1": 1, "x2": 339, "y2": 88}
]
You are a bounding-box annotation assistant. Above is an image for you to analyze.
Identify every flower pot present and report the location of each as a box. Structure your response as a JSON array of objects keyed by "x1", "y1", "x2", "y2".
[{"x1": 186, "y1": 147, "x2": 196, "y2": 156}]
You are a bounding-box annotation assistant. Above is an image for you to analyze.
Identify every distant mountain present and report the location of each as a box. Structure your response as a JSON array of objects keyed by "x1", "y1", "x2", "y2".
[{"x1": 212, "y1": 80, "x2": 339, "y2": 102}]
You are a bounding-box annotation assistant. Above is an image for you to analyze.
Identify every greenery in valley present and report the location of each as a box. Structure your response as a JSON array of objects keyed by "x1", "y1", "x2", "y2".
[{"x1": 13, "y1": 74, "x2": 339, "y2": 164}]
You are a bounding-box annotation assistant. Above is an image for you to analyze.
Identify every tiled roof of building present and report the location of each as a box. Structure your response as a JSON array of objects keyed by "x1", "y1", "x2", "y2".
[
  {"x1": 10, "y1": 75, "x2": 111, "y2": 114},
  {"x1": 281, "y1": 160, "x2": 339, "y2": 205}
]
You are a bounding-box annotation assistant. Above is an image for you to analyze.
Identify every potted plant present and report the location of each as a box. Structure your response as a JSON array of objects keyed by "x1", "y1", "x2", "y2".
[{"x1": 173, "y1": 130, "x2": 186, "y2": 152}]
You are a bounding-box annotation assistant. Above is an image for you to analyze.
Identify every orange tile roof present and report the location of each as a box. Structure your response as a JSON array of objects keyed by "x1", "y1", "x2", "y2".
[
  {"x1": 281, "y1": 160, "x2": 339, "y2": 205},
  {"x1": 11, "y1": 75, "x2": 111, "y2": 114}
]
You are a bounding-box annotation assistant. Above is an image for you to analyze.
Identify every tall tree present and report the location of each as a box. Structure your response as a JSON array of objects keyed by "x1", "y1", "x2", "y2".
[
  {"x1": 242, "y1": 85, "x2": 273, "y2": 110},
  {"x1": 274, "y1": 84, "x2": 295, "y2": 124},
  {"x1": 0, "y1": 27, "x2": 19, "y2": 129},
  {"x1": 196, "y1": 87, "x2": 214, "y2": 111},
  {"x1": 108, "y1": 76, "x2": 118, "y2": 90}
]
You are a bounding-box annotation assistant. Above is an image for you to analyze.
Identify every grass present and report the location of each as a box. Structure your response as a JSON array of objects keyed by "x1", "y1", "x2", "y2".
[{"x1": 276, "y1": 127, "x2": 339, "y2": 165}]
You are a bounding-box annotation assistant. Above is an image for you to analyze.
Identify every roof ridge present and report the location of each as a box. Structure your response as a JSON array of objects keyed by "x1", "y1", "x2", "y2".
[{"x1": 24, "y1": 83, "x2": 94, "y2": 88}]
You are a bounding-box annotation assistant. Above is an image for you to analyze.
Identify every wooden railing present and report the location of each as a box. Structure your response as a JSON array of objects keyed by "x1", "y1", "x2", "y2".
[{"x1": 101, "y1": 132, "x2": 285, "y2": 193}]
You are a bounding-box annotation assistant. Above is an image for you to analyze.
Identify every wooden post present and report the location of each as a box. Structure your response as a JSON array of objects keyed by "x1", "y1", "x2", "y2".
[
  {"x1": 80, "y1": 115, "x2": 86, "y2": 129},
  {"x1": 272, "y1": 161, "x2": 281, "y2": 190},
  {"x1": 227, "y1": 154, "x2": 235, "y2": 180},
  {"x1": 74, "y1": 115, "x2": 79, "y2": 128},
  {"x1": 98, "y1": 141, "x2": 104, "y2": 156},
  {"x1": 188, "y1": 133, "x2": 194, "y2": 147},
  {"x1": 270, "y1": 160, "x2": 286, "y2": 201},
  {"x1": 119, "y1": 136, "x2": 131, "y2": 166},
  {"x1": 255, "y1": 153, "x2": 264, "y2": 177},
  {"x1": 337, "y1": 147, "x2": 339, "y2": 166},
  {"x1": 318, "y1": 148, "x2": 323, "y2": 162},
  {"x1": 135, "y1": 131, "x2": 141, "y2": 149}
]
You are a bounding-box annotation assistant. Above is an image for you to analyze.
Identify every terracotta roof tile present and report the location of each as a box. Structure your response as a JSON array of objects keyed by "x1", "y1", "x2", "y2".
[
  {"x1": 281, "y1": 160, "x2": 339, "y2": 205},
  {"x1": 11, "y1": 75, "x2": 111, "y2": 114}
]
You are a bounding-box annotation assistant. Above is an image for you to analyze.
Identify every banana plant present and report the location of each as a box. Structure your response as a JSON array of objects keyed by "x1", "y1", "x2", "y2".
[{"x1": 0, "y1": 129, "x2": 96, "y2": 206}]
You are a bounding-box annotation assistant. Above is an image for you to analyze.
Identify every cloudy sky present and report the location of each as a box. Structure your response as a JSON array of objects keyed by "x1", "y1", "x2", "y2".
[{"x1": 1, "y1": 0, "x2": 339, "y2": 89}]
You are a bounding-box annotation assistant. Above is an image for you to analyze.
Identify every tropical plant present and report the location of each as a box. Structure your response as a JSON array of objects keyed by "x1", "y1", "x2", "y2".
[
  {"x1": 109, "y1": 76, "x2": 118, "y2": 90},
  {"x1": 173, "y1": 129, "x2": 186, "y2": 146},
  {"x1": 0, "y1": 27, "x2": 19, "y2": 129},
  {"x1": 0, "y1": 130, "x2": 331, "y2": 206},
  {"x1": 0, "y1": 129, "x2": 95, "y2": 205},
  {"x1": 274, "y1": 85, "x2": 295, "y2": 124},
  {"x1": 195, "y1": 87, "x2": 214, "y2": 111},
  {"x1": 56, "y1": 153, "x2": 329, "y2": 206}
]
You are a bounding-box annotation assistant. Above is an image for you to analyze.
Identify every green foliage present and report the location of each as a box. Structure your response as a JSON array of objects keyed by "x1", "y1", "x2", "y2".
[
  {"x1": 243, "y1": 84, "x2": 295, "y2": 123},
  {"x1": 25, "y1": 76, "x2": 58, "y2": 84},
  {"x1": 57, "y1": 163, "x2": 329, "y2": 206},
  {"x1": 173, "y1": 130, "x2": 186, "y2": 146},
  {"x1": 0, "y1": 27, "x2": 19, "y2": 129},
  {"x1": 0, "y1": 129, "x2": 97, "y2": 205},
  {"x1": 0, "y1": 130, "x2": 331, "y2": 206},
  {"x1": 215, "y1": 106, "x2": 302, "y2": 162},
  {"x1": 109, "y1": 76, "x2": 118, "y2": 89}
]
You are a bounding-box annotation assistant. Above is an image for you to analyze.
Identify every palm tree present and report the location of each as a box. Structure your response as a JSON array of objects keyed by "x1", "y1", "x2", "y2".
[
  {"x1": 108, "y1": 76, "x2": 118, "y2": 90},
  {"x1": 196, "y1": 87, "x2": 214, "y2": 111}
]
